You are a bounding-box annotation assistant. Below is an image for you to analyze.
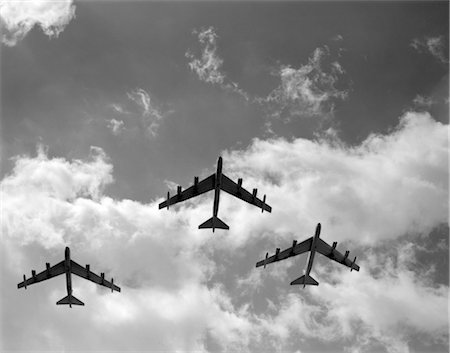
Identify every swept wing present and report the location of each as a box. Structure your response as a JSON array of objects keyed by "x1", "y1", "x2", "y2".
[
  {"x1": 316, "y1": 238, "x2": 360, "y2": 271},
  {"x1": 256, "y1": 237, "x2": 312, "y2": 268},
  {"x1": 17, "y1": 261, "x2": 65, "y2": 289},
  {"x1": 221, "y1": 174, "x2": 272, "y2": 212},
  {"x1": 70, "y1": 260, "x2": 121, "y2": 292},
  {"x1": 159, "y1": 174, "x2": 215, "y2": 209}
]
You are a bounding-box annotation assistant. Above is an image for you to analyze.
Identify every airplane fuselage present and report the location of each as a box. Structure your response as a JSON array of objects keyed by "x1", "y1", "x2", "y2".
[
  {"x1": 212, "y1": 156, "x2": 223, "y2": 218},
  {"x1": 304, "y1": 223, "x2": 321, "y2": 286},
  {"x1": 64, "y1": 247, "x2": 73, "y2": 306}
]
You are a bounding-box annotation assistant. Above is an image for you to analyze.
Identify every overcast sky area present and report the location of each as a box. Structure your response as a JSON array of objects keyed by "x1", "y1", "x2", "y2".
[{"x1": 1, "y1": 1, "x2": 449, "y2": 352}]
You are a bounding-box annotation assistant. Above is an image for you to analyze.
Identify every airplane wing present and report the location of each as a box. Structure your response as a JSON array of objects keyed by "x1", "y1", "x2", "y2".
[
  {"x1": 316, "y1": 238, "x2": 360, "y2": 271},
  {"x1": 221, "y1": 174, "x2": 272, "y2": 212},
  {"x1": 17, "y1": 260, "x2": 66, "y2": 289},
  {"x1": 70, "y1": 260, "x2": 121, "y2": 292},
  {"x1": 159, "y1": 174, "x2": 215, "y2": 209},
  {"x1": 256, "y1": 237, "x2": 313, "y2": 268}
]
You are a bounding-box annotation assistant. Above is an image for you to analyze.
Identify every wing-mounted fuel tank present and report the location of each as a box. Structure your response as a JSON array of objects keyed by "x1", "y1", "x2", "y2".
[
  {"x1": 261, "y1": 195, "x2": 267, "y2": 213},
  {"x1": 166, "y1": 192, "x2": 170, "y2": 209},
  {"x1": 350, "y1": 257, "x2": 357, "y2": 271}
]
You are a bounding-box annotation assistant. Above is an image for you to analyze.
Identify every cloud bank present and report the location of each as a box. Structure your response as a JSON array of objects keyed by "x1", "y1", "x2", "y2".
[
  {"x1": 1, "y1": 112, "x2": 448, "y2": 352},
  {"x1": 0, "y1": 0, "x2": 76, "y2": 46}
]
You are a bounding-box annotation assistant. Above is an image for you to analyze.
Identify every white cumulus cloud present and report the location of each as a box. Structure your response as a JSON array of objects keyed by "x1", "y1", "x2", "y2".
[
  {"x1": 1, "y1": 111, "x2": 448, "y2": 352},
  {"x1": 0, "y1": 0, "x2": 76, "y2": 46}
]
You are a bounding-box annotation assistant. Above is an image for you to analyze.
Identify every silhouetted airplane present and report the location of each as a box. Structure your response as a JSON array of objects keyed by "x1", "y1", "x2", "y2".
[
  {"x1": 159, "y1": 156, "x2": 272, "y2": 232},
  {"x1": 18, "y1": 247, "x2": 120, "y2": 307},
  {"x1": 256, "y1": 223, "x2": 359, "y2": 287}
]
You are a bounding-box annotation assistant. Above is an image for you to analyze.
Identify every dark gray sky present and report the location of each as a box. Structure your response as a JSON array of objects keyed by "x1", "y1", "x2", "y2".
[{"x1": 1, "y1": 1, "x2": 448, "y2": 352}]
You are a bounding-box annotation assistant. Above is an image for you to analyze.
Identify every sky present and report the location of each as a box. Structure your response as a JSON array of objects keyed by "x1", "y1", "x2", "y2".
[{"x1": 0, "y1": 1, "x2": 448, "y2": 352}]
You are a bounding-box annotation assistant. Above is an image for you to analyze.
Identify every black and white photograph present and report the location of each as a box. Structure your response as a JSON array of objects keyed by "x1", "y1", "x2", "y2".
[{"x1": 1, "y1": 1, "x2": 448, "y2": 352}]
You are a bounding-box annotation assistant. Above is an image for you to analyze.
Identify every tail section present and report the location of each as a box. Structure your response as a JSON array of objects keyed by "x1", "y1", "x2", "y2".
[
  {"x1": 290, "y1": 274, "x2": 319, "y2": 287},
  {"x1": 56, "y1": 295, "x2": 85, "y2": 307},
  {"x1": 198, "y1": 216, "x2": 229, "y2": 232}
]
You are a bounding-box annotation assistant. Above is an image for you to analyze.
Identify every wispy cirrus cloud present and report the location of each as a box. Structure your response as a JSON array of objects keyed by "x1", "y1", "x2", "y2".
[
  {"x1": 412, "y1": 94, "x2": 435, "y2": 108},
  {"x1": 127, "y1": 88, "x2": 165, "y2": 137},
  {"x1": 106, "y1": 118, "x2": 125, "y2": 136},
  {"x1": 410, "y1": 35, "x2": 449, "y2": 64},
  {"x1": 0, "y1": 0, "x2": 76, "y2": 46},
  {"x1": 186, "y1": 27, "x2": 249, "y2": 100},
  {"x1": 186, "y1": 27, "x2": 225, "y2": 85},
  {"x1": 258, "y1": 45, "x2": 349, "y2": 121}
]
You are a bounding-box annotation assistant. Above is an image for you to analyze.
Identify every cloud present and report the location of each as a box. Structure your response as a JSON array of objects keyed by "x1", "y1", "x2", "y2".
[
  {"x1": 410, "y1": 35, "x2": 449, "y2": 64},
  {"x1": 106, "y1": 118, "x2": 125, "y2": 136},
  {"x1": 110, "y1": 103, "x2": 129, "y2": 115},
  {"x1": 221, "y1": 111, "x2": 447, "y2": 246},
  {"x1": 127, "y1": 88, "x2": 165, "y2": 137},
  {"x1": 412, "y1": 94, "x2": 435, "y2": 108},
  {"x1": 0, "y1": 0, "x2": 76, "y2": 46},
  {"x1": 186, "y1": 27, "x2": 225, "y2": 85},
  {"x1": 1, "y1": 112, "x2": 448, "y2": 352},
  {"x1": 186, "y1": 27, "x2": 249, "y2": 100},
  {"x1": 257, "y1": 45, "x2": 349, "y2": 121}
]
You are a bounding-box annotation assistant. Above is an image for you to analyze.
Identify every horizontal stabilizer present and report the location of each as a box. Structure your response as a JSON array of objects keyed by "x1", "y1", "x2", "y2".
[
  {"x1": 56, "y1": 295, "x2": 84, "y2": 306},
  {"x1": 290, "y1": 274, "x2": 319, "y2": 286},
  {"x1": 198, "y1": 216, "x2": 229, "y2": 230}
]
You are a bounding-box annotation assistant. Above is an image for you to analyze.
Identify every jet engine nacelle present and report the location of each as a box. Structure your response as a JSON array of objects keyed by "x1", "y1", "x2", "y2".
[
  {"x1": 111, "y1": 278, "x2": 114, "y2": 292},
  {"x1": 194, "y1": 177, "x2": 199, "y2": 193},
  {"x1": 252, "y1": 188, "x2": 258, "y2": 199},
  {"x1": 166, "y1": 192, "x2": 170, "y2": 210},
  {"x1": 46, "y1": 263, "x2": 51, "y2": 276},
  {"x1": 264, "y1": 252, "x2": 268, "y2": 269},
  {"x1": 290, "y1": 240, "x2": 297, "y2": 256},
  {"x1": 275, "y1": 247, "x2": 280, "y2": 259},
  {"x1": 32, "y1": 270, "x2": 36, "y2": 280},
  {"x1": 177, "y1": 186, "x2": 182, "y2": 196},
  {"x1": 261, "y1": 195, "x2": 266, "y2": 213},
  {"x1": 23, "y1": 274, "x2": 27, "y2": 289},
  {"x1": 101, "y1": 272, "x2": 105, "y2": 284},
  {"x1": 344, "y1": 250, "x2": 349, "y2": 261},
  {"x1": 85, "y1": 264, "x2": 90, "y2": 278}
]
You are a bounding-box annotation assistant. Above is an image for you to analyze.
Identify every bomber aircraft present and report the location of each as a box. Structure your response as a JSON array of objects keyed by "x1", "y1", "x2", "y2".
[
  {"x1": 256, "y1": 223, "x2": 359, "y2": 287},
  {"x1": 18, "y1": 247, "x2": 121, "y2": 307},
  {"x1": 159, "y1": 156, "x2": 272, "y2": 232}
]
